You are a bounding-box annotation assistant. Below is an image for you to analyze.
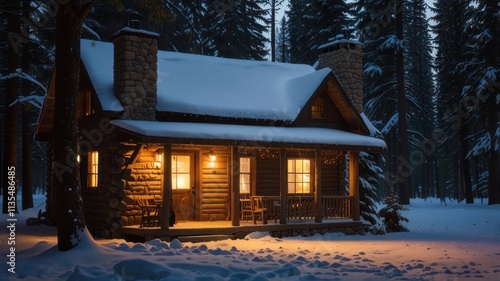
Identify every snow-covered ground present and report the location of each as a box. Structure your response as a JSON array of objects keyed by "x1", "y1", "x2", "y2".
[{"x1": 1, "y1": 195, "x2": 499, "y2": 280}]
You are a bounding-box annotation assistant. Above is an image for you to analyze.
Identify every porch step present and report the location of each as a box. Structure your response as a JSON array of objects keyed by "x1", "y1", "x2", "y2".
[{"x1": 176, "y1": 234, "x2": 235, "y2": 243}]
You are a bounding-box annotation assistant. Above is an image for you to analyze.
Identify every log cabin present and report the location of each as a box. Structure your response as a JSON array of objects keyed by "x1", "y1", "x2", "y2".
[{"x1": 36, "y1": 27, "x2": 386, "y2": 242}]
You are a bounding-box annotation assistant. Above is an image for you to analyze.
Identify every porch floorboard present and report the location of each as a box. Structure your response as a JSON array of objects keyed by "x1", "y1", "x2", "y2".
[{"x1": 120, "y1": 219, "x2": 364, "y2": 242}]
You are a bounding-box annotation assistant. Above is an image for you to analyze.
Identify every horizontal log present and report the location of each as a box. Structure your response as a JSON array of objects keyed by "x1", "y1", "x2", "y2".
[
  {"x1": 109, "y1": 198, "x2": 120, "y2": 209},
  {"x1": 112, "y1": 176, "x2": 126, "y2": 189}
]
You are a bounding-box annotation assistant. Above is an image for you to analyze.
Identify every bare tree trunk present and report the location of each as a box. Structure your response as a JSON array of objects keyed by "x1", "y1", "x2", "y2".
[
  {"x1": 2, "y1": 0, "x2": 20, "y2": 214},
  {"x1": 460, "y1": 125, "x2": 474, "y2": 203},
  {"x1": 396, "y1": 0, "x2": 410, "y2": 205},
  {"x1": 22, "y1": 0, "x2": 33, "y2": 210},
  {"x1": 53, "y1": 0, "x2": 95, "y2": 251}
]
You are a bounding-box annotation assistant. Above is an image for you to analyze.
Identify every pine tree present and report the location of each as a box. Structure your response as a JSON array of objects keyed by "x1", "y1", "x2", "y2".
[
  {"x1": 205, "y1": 0, "x2": 269, "y2": 60},
  {"x1": 378, "y1": 188, "x2": 409, "y2": 233},
  {"x1": 275, "y1": 15, "x2": 290, "y2": 62},
  {"x1": 359, "y1": 152, "x2": 384, "y2": 228},
  {"x1": 463, "y1": 0, "x2": 500, "y2": 205},
  {"x1": 404, "y1": 0, "x2": 436, "y2": 199},
  {"x1": 432, "y1": 0, "x2": 477, "y2": 202},
  {"x1": 287, "y1": 0, "x2": 310, "y2": 63},
  {"x1": 287, "y1": 0, "x2": 348, "y2": 65},
  {"x1": 352, "y1": 0, "x2": 400, "y2": 200}
]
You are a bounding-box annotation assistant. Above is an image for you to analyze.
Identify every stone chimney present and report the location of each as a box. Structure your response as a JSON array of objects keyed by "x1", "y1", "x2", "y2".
[
  {"x1": 111, "y1": 26, "x2": 159, "y2": 120},
  {"x1": 317, "y1": 35, "x2": 363, "y2": 113}
]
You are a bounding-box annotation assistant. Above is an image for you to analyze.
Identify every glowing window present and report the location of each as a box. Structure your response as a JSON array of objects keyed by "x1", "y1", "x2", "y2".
[
  {"x1": 172, "y1": 155, "x2": 190, "y2": 190},
  {"x1": 240, "y1": 157, "x2": 251, "y2": 194},
  {"x1": 311, "y1": 98, "x2": 324, "y2": 118},
  {"x1": 87, "y1": 151, "x2": 99, "y2": 188},
  {"x1": 287, "y1": 159, "x2": 311, "y2": 194}
]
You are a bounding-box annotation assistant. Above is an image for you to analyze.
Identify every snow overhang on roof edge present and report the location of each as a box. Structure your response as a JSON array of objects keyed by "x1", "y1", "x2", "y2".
[{"x1": 110, "y1": 120, "x2": 387, "y2": 152}]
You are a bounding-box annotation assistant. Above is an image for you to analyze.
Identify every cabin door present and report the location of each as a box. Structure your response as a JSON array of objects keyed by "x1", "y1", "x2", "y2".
[{"x1": 171, "y1": 152, "x2": 196, "y2": 221}]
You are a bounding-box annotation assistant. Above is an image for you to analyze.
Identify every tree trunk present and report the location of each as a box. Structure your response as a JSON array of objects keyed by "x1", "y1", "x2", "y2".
[
  {"x1": 53, "y1": 0, "x2": 95, "y2": 251},
  {"x1": 271, "y1": 0, "x2": 276, "y2": 62},
  {"x1": 486, "y1": 0, "x2": 500, "y2": 205},
  {"x1": 460, "y1": 125, "x2": 474, "y2": 203},
  {"x1": 2, "y1": 0, "x2": 20, "y2": 214},
  {"x1": 396, "y1": 0, "x2": 410, "y2": 205},
  {"x1": 22, "y1": 0, "x2": 33, "y2": 210}
]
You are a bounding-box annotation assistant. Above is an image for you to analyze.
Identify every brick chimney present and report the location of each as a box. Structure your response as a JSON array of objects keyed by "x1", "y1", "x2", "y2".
[
  {"x1": 317, "y1": 35, "x2": 364, "y2": 113},
  {"x1": 111, "y1": 26, "x2": 159, "y2": 120}
]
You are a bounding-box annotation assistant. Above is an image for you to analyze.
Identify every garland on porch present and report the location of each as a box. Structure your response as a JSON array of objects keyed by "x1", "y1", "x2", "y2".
[{"x1": 321, "y1": 151, "x2": 345, "y2": 165}]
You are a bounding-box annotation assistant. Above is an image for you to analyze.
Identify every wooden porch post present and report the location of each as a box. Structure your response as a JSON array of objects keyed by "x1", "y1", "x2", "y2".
[
  {"x1": 279, "y1": 148, "x2": 287, "y2": 224},
  {"x1": 231, "y1": 146, "x2": 240, "y2": 226},
  {"x1": 315, "y1": 149, "x2": 322, "y2": 223},
  {"x1": 349, "y1": 151, "x2": 360, "y2": 221},
  {"x1": 161, "y1": 144, "x2": 172, "y2": 230}
]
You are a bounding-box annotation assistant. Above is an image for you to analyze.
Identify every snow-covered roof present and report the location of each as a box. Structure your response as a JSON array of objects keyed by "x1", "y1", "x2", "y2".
[
  {"x1": 110, "y1": 120, "x2": 386, "y2": 152},
  {"x1": 80, "y1": 39, "x2": 331, "y2": 121}
]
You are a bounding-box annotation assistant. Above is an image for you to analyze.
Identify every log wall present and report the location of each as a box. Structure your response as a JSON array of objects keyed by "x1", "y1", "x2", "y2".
[{"x1": 200, "y1": 147, "x2": 230, "y2": 221}]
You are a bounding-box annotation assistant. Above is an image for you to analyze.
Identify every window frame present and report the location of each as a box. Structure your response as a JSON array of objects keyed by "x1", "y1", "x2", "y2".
[
  {"x1": 87, "y1": 151, "x2": 99, "y2": 189},
  {"x1": 311, "y1": 97, "x2": 324, "y2": 119},
  {"x1": 287, "y1": 158, "x2": 313, "y2": 194},
  {"x1": 239, "y1": 157, "x2": 252, "y2": 194},
  {"x1": 171, "y1": 154, "x2": 192, "y2": 190}
]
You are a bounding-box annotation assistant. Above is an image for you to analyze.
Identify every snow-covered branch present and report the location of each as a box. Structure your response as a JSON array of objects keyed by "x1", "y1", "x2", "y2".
[{"x1": 1, "y1": 68, "x2": 48, "y2": 95}]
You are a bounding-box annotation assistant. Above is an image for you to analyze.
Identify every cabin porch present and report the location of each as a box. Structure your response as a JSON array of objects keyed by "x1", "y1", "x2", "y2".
[{"x1": 120, "y1": 194, "x2": 364, "y2": 242}]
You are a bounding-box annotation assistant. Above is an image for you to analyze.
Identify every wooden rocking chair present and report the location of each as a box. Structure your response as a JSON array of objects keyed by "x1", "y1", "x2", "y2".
[
  {"x1": 137, "y1": 196, "x2": 161, "y2": 227},
  {"x1": 249, "y1": 196, "x2": 268, "y2": 225}
]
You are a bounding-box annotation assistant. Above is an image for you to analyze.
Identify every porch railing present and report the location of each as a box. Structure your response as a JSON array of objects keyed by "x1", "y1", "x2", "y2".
[{"x1": 261, "y1": 195, "x2": 353, "y2": 221}]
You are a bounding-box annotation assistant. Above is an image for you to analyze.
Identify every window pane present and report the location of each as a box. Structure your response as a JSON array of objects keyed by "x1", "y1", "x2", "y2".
[
  {"x1": 295, "y1": 174, "x2": 303, "y2": 183},
  {"x1": 303, "y1": 183, "x2": 310, "y2": 193},
  {"x1": 87, "y1": 151, "x2": 98, "y2": 188},
  {"x1": 240, "y1": 157, "x2": 250, "y2": 173},
  {"x1": 171, "y1": 156, "x2": 177, "y2": 172},
  {"x1": 176, "y1": 156, "x2": 190, "y2": 173},
  {"x1": 303, "y1": 160, "x2": 310, "y2": 173},
  {"x1": 303, "y1": 174, "x2": 310, "y2": 183},
  {"x1": 288, "y1": 159, "x2": 294, "y2": 172},
  {"x1": 240, "y1": 174, "x2": 250, "y2": 193},
  {"x1": 288, "y1": 183, "x2": 295, "y2": 193},
  {"x1": 296, "y1": 183, "x2": 303, "y2": 193},
  {"x1": 296, "y1": 160, "x2": 303, "y2": 172},
  {"x1": 173, "y1": 174, "x2": 190, "y2": 189}
]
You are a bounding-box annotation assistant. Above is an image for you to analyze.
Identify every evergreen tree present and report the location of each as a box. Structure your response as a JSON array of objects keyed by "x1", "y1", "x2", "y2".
[
  {"x1": 287, "y1": 0, "x2": 310, "y2": 63},
  {"x1": 359, "y1": 152, "x2": 384, "y2": 227},
  {"x1": 432, "y1": 0, "x2": 477, "y2": 202},
  {"x1": 287, "y1": 0, "x2": 348, "y2": 65},
  {"x1": 379, "y1": 188, "x2": 409, "y2": 233},
  {"x1": 462, "y1": 0, "x2": 500, "y2": 205},
  {"x1": 276, "y1": 15, "x2": 290, "y2": 62},
  {"x1": 404, "y1": 0, "x2": 436, "y2": 199},
  {"x1": 205, "y1": 0, "x2": 269, "y2": 60},
  {"x1": 352, "y1": 0, "x2": 400, "y2": 199}
]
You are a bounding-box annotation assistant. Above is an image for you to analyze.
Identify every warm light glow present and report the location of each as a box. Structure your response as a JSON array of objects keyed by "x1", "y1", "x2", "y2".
[
  {"x1": 209, "y1": 149, "x2": 217, "y2": 171},
  {"x1": 155, "y1": 149, "x2": 163, "y2": 169},
  {"x1": 172, "y1": 155, "x2": 191, "y2": 189},
  {"x1": 209, "y1": 149, "x2": 217, "y2": 162},
  {"x1": 288, "y1": 159, "x2": 311, "y2": 193},
  {"x1": 88, "y1": 151, "x2": 98, "y2": 188}
]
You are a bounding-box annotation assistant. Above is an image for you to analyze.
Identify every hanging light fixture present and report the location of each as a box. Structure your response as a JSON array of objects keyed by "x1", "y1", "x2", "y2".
[
  {"x1": 209, "y1": 149, "x2": 217, "y2": 173},
  {"x1": 154, "y1": 148, "x2": 163, "y2": 169}
]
